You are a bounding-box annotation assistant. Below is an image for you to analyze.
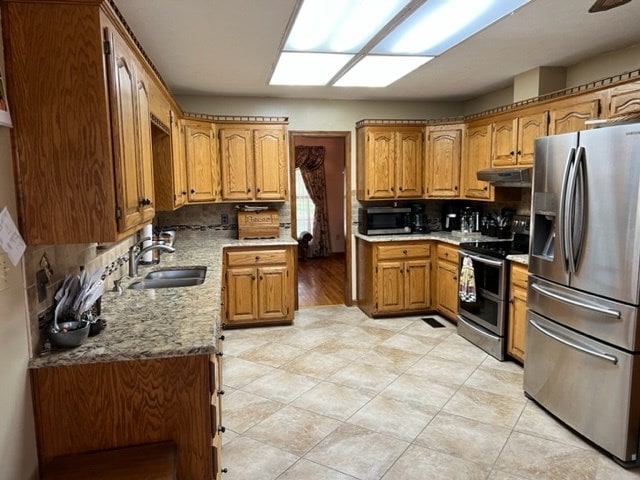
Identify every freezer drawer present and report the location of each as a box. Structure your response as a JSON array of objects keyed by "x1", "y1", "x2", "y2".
[
  {"x1": 524, "y1": 311, "x2": 640, "y2": 463},
  {"x1": 528, "y1": 276, "x2": 640, "y2": 351}
]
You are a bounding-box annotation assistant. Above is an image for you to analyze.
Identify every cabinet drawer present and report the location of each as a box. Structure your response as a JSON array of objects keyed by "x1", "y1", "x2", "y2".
[
  {"x1": 377, "y1": 243, "x2": 430, "y2": 260},
  {"x1": 437, "y1": 243, "x2": 459, "y2": 264},
  {"x1": 511, "y1": 264, "x2": 528, "y2": 289},
  {"x1": 226, "y1": 249, "x2": 287, "y2": 266}
]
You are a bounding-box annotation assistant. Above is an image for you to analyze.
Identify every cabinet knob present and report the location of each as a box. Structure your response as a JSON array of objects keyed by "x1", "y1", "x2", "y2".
[
  {"x1": 219, "y1": 335, "x2": 225, "y2": 341},
  {"x1": 444, "y1": 252, "x2": 448, "y2": 257},
  {"x1": 218, "y1": 426, "x2": 226, "y2": 433},
  {"x1": 216, "y1": 351, "x2": 224, "y2": 357},
  {"x1": 517, "y1": 150, "x2": 522, "y2": 156},
  {"x1": 247, "y1": 188, "x2": 251, "y2": 193},
  {"x1": 222, "y1": 468, "x2": 228, "y2": 474},
  {"x1": 257, "y1": 188, "x2": 261, "y2": 192},
  {"x1": 453, "y1": 275, "x2": 457, "y2": 280},
  {"x1": 191, "y1": 188, "x2": 196, "y2": 194},
  {"x1": 400, "y1": 269, "x2": 404, "y2": 274},
  {"x1": 454, "y1": 186, "x2": 458, "y2": 190},
  {"x1": 251, "y1": 275, "x2": 256, "y2": 280},
  {"x1": 218, "y1": 389, "x2": 225, "y2": 395},
  {"x1": 483, "y1": 186, "x2": 488, "y2": 191},
  {"x1": 182, "y1": 191, "x2": 187, "y2": 195},
  {"x1": 403, "y1": 249, "x2": 407, "y2": 254},
  {"x1": 399, "y1": 186, "x2": 403, "y2": 191},
  {"x1": 390, "y1": 186, "x2": 394, "y2": 191},
  {"x1": 255, "y1": 256, "x2": 261, "y2": 260},
  {"x1": 510, "y1": 151, "x2": 515, "y2": 156}
]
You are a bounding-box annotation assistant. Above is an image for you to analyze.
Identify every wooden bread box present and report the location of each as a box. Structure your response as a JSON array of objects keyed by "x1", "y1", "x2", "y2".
[{"x1": 237, "y1": 210, "x2": 280, "y2": 239}]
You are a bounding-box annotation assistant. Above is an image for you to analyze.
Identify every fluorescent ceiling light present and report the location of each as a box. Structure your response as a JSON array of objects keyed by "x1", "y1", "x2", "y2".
[
  {"x1": 285, "y1": 0, "x2": 411, "y2": 53},
  {"x1": 270, "y1": 52, "x2": 353, "y2": 86},
  {"x1": 334, "y1": 56, "x2": 432, "y2": 87},
  {"x1": 374, "y1": 0, "x2": 531, "y2": 55}
]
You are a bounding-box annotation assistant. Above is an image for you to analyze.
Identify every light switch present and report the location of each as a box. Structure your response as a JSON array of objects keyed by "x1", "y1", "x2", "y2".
[{"x1": 0, "y1": 252, "x2": 9, "y2": 292}]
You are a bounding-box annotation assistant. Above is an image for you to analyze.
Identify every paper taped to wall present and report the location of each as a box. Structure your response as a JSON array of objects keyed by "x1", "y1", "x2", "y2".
[{"x1": 0, "y1": 207, "x2": 26, "y2": 265}]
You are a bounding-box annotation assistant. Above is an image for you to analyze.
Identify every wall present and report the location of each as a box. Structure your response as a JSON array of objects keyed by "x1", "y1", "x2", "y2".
[{"x1": 293, "y1": 136, "x2": 346, "y2": 254}]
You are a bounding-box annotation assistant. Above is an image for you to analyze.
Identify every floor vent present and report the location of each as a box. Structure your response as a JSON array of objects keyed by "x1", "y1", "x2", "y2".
[{"x1": 422, "y1": 317, "x2": 445, "y2": 328}]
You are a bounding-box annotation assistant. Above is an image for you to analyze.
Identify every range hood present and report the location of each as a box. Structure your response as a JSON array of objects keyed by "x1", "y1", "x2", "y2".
[{"x1": 477, "y1": 166, "x2": 533, "y2": 187}]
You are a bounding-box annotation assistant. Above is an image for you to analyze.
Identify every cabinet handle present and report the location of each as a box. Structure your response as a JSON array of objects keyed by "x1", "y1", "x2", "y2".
[
  {"x1": 390, "y1": 186, "x2": 394, "y2": 191},
  {"x1": 517, "y1": 150, "x2": 522, "y2": 155},
  {"x1": 247, "y1": 188, "x2": 251, "y2": 193},
  {"x1": 259, "y1": 275, "x2": 263, "y2": 280},
  {"x1": 399, "y1": 186, "x2": 403, "y2": 191},
  {"x1": 219, "y1": 335, "x2": 225, "y2": 341},
  {"x1": 400, "y1": 269, "x2": 404, "y2": 274},
  {"x1": 510, "y1": 151, "x2": 515, "y2": 156},
  {"x1": 191, "y1": 188, "x2": 196, "y2": 194},
  {"x1": 454, "y1": 186, "x2": 458, "y2": 190},
  {"x1": 257, "y1": 188, "x2": 261, "y2": 192},
  {"x1": 182, "y1": 191, "x2": 187, "y2": 195},
  {"x1": 255, "y1": 256, "x2": 261, "y2": 260},
  {"x1": 216, "y1": 351, "x2": 224, "y2": 357},
  {"x1": 218, "y1": 426, "x2": 226, "y2": 433},
  {"x1": 222, "y1": 468, "x2": 228, "y2": 474},
  {"x1": 251, "y1": 275, "x2": 256, "y2": 280},
  {"x1": 483, "y1": 186, "x2": 488, "y2": 191},
  {"x1": 218, "y1": 389, "x2": 225, "y2": 395},
  {"x1": 403, "y1": 250, "x2": 407, "y2": 254}
]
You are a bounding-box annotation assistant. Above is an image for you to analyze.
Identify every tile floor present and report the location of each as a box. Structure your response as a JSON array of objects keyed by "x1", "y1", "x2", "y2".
[{"x1": 221, "y1": 305, "x2": 640, "y2": 480}]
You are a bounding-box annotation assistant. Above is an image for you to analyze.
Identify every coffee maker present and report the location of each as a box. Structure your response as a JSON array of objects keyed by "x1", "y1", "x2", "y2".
[{"x1": 411, "y1": 203, "x2": 427, "y2": 233}]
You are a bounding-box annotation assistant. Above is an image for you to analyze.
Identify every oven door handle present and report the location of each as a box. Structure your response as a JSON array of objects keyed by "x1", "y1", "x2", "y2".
[
  {"x1": 531, "y1": 283, "x2": 621, "y2": 319},
  {"x1": 529, "y1": 318, "x2": 618, "y2": 365},
  {"x1": 457, "y1": 315, "x2": 500, "y2": 340},
  {"x1": 463, "y1": 253, "x2": 504, "y2": 267}
]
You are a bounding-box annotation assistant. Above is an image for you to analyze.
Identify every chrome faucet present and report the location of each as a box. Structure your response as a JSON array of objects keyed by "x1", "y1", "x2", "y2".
[{"x1": 128, "y1": 239, "x2": 176, "y2": 277}]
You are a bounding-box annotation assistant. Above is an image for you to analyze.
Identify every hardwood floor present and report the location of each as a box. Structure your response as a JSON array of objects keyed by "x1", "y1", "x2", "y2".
[{"x1": 297, "y1": 253, "x2": 345, "y2": 307}]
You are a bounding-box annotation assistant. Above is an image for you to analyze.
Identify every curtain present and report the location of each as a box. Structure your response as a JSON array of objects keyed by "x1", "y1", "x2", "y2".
[{"x1": 295, "y1": 146, "x2": 331, "y2": 257}]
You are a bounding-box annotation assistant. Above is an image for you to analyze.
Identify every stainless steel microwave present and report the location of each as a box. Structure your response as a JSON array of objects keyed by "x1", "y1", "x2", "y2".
[{"x1": 358, "y1": 207, "x2": 412, "y2": 235}]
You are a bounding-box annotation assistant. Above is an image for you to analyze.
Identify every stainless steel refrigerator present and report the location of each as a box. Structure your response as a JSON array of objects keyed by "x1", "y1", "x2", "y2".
[{"x1": 525, "y1": 122, "x2": 640, "y2": 466}]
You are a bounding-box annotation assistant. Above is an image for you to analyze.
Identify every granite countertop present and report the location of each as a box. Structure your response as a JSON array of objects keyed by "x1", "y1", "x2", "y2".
[
  {"x1": 355, "y1": 231, "x2": 530, "y2": 267},
  {"x1": 30, "y1": 231, "x2": 298, "y2": 369}
]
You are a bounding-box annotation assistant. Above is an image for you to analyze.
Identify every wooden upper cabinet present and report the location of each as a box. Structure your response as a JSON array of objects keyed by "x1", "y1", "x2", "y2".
[
  {"x1": 426, "y1": 125, "x2": 463, "y2": 198},
  {"x1": 491, "y1": 112, "x2": 548, "y2": 167},
  {"x1": 254, "y1": 128, "x2": 287, "y2": 200},
  {"x1": 219, "y1": 128, "x2": 254, "y2": 201},
  {"x1": 549, "y1": 97, "x2": 601, "y2": 134},
  {"x1": 357, "y1": 124, "x2": 424, "y2": 200},
  {"x1": 608, "y1": 80, "x2": 640, "y2": 118},
  {"x1": 461, "y1": 124, "x2": 493, "y2": 200},
  {"x1": 396, "y1": 129, "x2": 423, "y2": 198},
  {"x1": 185, "y1": 121, "x2": 218, "y2": 203},
  {"x1": 219, "y1": 124, "x2": 288, "y2": 202},
  {"x1": 1, "y1": 1, "x2": 163, "y2": 243},
  {"x1": 171, "y1": 115, "x2": 188, "y2": 208}
]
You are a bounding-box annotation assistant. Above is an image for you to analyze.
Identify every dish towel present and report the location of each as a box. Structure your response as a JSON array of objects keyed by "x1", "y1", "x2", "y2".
[{"x1": 459, "y1": 256, "x2": 477, "y2": 303}]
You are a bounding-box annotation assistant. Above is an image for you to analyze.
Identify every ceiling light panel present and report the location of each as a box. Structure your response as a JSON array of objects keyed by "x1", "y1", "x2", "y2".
[
  {"x1": 373, "y1": 0, "x2": 531, "y2": 55},
  {"x1": 285, "y1": 0, "x2": 411, "y2": 53},
  {"x1": 270, "y1": 52, "x2": 354, "y2": 85},
  {"x1": 334, "y1": 55, "x2": 433, "y2": 87}
]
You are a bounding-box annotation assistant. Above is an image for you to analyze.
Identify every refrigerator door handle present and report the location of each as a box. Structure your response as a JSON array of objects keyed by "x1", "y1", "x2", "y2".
[
  {"x1": 559, "y1": 148, "x2": 576, "y2": 272},
  {"x1": 565, "y1": 147, "x2": 582, "y2": 273},
  {"x1": 531, "y1": 283, "x2": 622, "y2": 318},
  {"x1": 571, "y1": 146, "x2": 586, "y2": 272},
  {"x1": 530, "y1": 318, "x2": 618, "y2": 365}
]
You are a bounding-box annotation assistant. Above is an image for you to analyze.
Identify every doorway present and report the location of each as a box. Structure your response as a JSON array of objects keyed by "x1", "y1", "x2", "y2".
[{"x1": 289, "y1": 131, "x2": 352, "y2": 307}]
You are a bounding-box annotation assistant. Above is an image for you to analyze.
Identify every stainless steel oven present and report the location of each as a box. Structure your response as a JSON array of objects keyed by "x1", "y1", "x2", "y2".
[{"x1": 457, "y1": 250, "x2": 508, "y2": 360}]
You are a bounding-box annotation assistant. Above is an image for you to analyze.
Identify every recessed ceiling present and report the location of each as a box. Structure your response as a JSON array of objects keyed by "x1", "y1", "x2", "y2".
[{"x1": 113, "y1": 0, "x2": 640, "y2": 102}]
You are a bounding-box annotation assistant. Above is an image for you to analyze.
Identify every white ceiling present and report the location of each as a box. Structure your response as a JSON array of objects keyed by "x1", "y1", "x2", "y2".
[{"x1": 113, "y1": 0, "x2": 640, "y2": 102}]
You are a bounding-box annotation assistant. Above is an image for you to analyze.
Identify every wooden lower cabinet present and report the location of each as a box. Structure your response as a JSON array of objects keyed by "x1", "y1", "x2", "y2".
[
  {"x1": 31, "y1": 354, "x2": 222, "y2": 479},
  {"x1": 223, "y1": 245, "x2": 295, "y2": 327},
  {"x1": 435, "y1": 243, "x2": 459, "y2": 321},
  {"x1": 507, "y1": 263, "x2": 529, "y2": 363},
  {"x1": 357, "y1": 239, "x2": 431, "y2": 317}
]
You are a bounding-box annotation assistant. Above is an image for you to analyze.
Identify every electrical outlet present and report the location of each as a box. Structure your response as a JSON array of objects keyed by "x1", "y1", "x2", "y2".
[{"x1": 221, "y1": 213, "x2": 229, "y2": 226}]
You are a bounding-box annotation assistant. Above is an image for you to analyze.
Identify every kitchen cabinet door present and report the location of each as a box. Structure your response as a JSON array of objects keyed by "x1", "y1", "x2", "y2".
[
  {"x1": 436, "y1": 260, "x2": 458, "y2": 320},
  {"x1": 549, "y1": 98, "x2": 601, "y2": 134},
  {"x1": 608, "y1": 80, "x2": 640, "y2": 118},
  {"x1": 254, "y1": 128, "x2": 287, "y2": 200},
  {"x1": 171, "y1": 115, "x2": 188, "y2": 208},
  {"x1": 185, "y1": 121, "x2": 218, "y2": 202},
  {"x1": 461, "y1": 124, "x2": 493, "y2": 200},
  {"x1": 426, "y1": 126, "x2": 462, "y2": 198},
  {"x1": 507, "y1": 263, "x2": 528, "y2": 363},
  {"x1": 257, "y1": 266, "x2": 289, "y2": 319},
  {"x1": 366, "y1": 130, "x2": 397, "y2": 199},
  {"x1": 136, "y1": 71, "x2": 155, "y2": 223},
  {"x1": 396, "y1": 129, "x2": 423, "y2": 198},
  {"x1": 108, "y1": 28, "x2": 144, "y2": 232},
  {"x1": 517, "y1": 111, "x2": 548, "y2": 165},
  {"x1": 376, "y1": 261, "x2": 404, "y2": 313},
  {"x1": 219, "y1": 128, "x2": 254, "y2": 201},
  {"x1": 491, "y1": 119, "x2": 518, "y2": 167},
  {"x1": 404, "y1": 259, "x2": 431, "y2": 311},
  {"x1": 226, "y1": 266, "x2": 258, "y2": 323}
]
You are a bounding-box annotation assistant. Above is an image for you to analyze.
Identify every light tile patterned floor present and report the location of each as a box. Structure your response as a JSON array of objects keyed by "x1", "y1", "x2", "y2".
[{"x1": 221, "y1": 305, "x2": 640, "y2": 480}]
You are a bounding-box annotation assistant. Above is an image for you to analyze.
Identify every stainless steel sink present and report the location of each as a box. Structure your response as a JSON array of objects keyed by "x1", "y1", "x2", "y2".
[
  {"x1": 128, "y1": 267, "x2": 207, "y2": 289},
  {"x1": 144, "y1": 266, "x2": 207, "y2": 280},
  {"x1": 128, "y1": 277, "x2": 205, "y2": 290}
]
